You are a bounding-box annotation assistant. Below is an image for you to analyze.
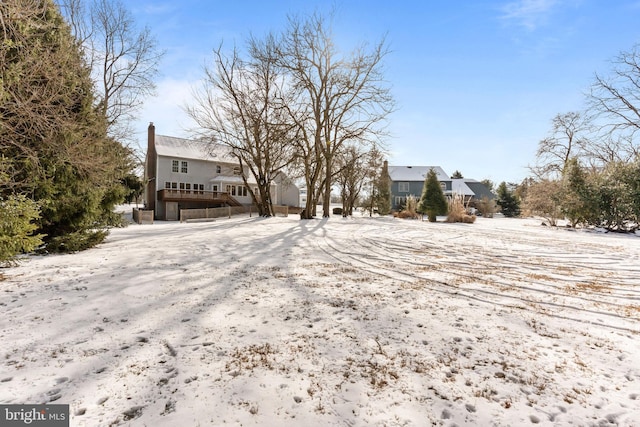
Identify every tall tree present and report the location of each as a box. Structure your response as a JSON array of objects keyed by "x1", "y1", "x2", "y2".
[
  {"x1": 59, "y1": 0, "x2": 164, "y2": 144},
  {"x1": 417, "y1": 168, "x2": 447, "y2": 222},
  {"x1": 1, "y1": 0, "x2": 132, "y2": 252},
  {"x1": 587, "y1": 44, "x2": 640, "y2": 163},
  {"x1": 187, "y1": 38, "x2": 295, "y2": 216},
  {"x1": 532, "y1": 112, "x2": 589, "y2": 179},
  {"x1": 278, "y1": 12, "x2": 394, "y2": 218}
]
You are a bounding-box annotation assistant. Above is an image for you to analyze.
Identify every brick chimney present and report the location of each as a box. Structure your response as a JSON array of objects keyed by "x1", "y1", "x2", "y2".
[{"x1": 144, "y1": 122, "x2": 157, "y2": 211}]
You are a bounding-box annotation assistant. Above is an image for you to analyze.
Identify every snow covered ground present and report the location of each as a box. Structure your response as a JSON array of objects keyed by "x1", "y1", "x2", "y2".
[{"x1": 1, "y1": 214, "x2": 639, "y2": 426}]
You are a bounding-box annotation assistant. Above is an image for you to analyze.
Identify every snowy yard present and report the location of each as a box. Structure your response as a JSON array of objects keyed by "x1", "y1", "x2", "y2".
[{"x1": 1, "y1": 215, "x2": 639, "y2": 426}]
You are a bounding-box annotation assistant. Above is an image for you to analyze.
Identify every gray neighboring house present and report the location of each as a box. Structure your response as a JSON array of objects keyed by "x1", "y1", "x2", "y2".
[{"x1": 388, "y1": 165, "x2": 494, "y2": 211}]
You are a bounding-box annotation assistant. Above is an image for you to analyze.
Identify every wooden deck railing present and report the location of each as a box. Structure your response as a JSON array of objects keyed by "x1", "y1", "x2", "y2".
[{"x1": 157, "y1": 189, "x2": 242, "y2": 206}]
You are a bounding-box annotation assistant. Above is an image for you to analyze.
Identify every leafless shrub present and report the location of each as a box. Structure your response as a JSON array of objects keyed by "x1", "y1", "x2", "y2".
[
  {"x1": 398, "y1": 195, "x2": 419, "y2": 219},
  {"x1": 447, "y1": 194, "x2": 476, "y2": 223}
]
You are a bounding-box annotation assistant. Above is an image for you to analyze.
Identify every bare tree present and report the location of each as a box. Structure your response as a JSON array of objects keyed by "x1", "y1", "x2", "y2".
[
  {"x1": 187, "y1": 38, "x2": 296, "y2": 216},
  {"x1": 522, "y1": 179, "x2": 563, "y2": 226},
  {"x1": 587, "y1": 44, "x2": 640, "y2": 162},
  {"x1": 335, "y1": 144, "x2": 376, "y2": 216},
  {"x1": 531, "y1": 112, "x2": 589, "y2": 179},
  {"x1": 278, "y1": 12, "x2": 394, "y2": 218},
  {"x1": 59, "y1": 0, "x2": 164, "y2": 143}
]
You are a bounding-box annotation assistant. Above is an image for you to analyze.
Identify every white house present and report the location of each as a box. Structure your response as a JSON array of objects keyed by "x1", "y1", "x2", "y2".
[{"x1": 144, "y1": 123, "x2": 299, "y2": 220}]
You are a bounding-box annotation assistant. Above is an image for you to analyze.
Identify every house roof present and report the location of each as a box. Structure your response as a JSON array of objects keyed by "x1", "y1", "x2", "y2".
[
  {"x1": 155, "y1": 135, "x2": 236, "y2": 163},
  {"x1": 450, "y1": 179, "x2": 475, "y2": 196},
  {"x1": 464, "y1": 180, "x2": 496, "y2": 200},
  {"x1": 388, "y1": 166, "x2": 450, "y2": 182}
]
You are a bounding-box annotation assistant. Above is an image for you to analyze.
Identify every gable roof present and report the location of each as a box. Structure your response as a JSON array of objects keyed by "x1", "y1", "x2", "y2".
[
  {"x1": 450, "y1": 179, "x2": 475, "y2": 196},
  {"x1": 155, "y1": 135, "x2": 236, "y2": 163},
  {"x1": 388, "y1": 165, "x2": 450, "y2": 182},
  {"x1": 464, "y1": 179, "x2": 496, "y2": 200}
]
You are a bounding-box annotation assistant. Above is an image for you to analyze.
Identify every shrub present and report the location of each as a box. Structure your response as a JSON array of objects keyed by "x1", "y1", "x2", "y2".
[
  {"x1": 398, "y1": 195, "x2": 419, "y2": 219},
  {"x1": 476, "y1": 196, "x2": 496, "y2": 218},
  {"x1": 396, "y1": 210, "x2": 418, "y2": 219},
  {"x1": 446, "y1": 194, "x2": 476, "y2": 223},
  {"x1": 0, "y1": 196, "x2": 44, "y2": 265}
]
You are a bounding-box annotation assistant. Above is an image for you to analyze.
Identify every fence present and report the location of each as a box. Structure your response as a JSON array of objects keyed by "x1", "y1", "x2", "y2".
[
  {"x1": 180, "y1": 205, "x2": 293, "y2": 222},
  {"x1": 132, "y1": 208, "x2": 154, "y2": 224}
]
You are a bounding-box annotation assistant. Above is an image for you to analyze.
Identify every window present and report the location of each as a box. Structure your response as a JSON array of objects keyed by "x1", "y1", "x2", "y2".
[
  {"x1": 181, "y1": 161, "x2": 188, "y2": 173},
  {"x1": 197, "y1": 184, "x2": 204, "y2": 194},
  {"x1": 179, "y1": 182, "x2": 185, "y2": 190},
  {"x1": 165, "y1": 182, "x2": 171, "y2": 189},
  {"x1": 440, "y1": 182, "x2": 446, "y2": 191},
  {"x1": 172, "y1": 160, "x2": 179, "y2": 173},
  {"x1": 231, "y1": 185, "x2": 237, "y2": 196},
  {"x1": 398, "y1": 182, "x2": 410, "y2": 193},
  {"x1": 212, "y1": 184, "x2": 219, "y2": 192},
  {"x1": 216, "y1": 165, "x2": 221, "y2": 174},
  {"x1": 185, "y1": 183, "x2": 191, "y2": 193},
  {"x1": 233, "y1": 166, "x2": 241, "y2": 175},
  {"x1": 237, "y1": 185, "x2": 247, "y2": 197}
]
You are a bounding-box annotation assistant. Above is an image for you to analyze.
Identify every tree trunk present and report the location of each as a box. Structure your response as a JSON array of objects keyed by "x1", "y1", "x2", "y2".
[{"x1": 323, "y1": 153, "x2": 332, "y2": 217}]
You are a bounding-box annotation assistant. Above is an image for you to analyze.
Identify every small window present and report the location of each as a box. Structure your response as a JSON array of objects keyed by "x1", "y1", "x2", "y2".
[
  {"x1": 165, "y1": 182, "x2": 171, "y2": 189},
  {"x1": 179, "y1": 182, "x2": 185, "y2": 190},
  {"x1": 212, "y1": 184, "x2": 219, "y2": 192},
  {"x1": 233, "y1": 166, "x2": 241, "y2": 175},
  {"x1": 398, "y1": 182, "x2": 410, "y2": 193},
  {"x1": 237, "y1": 185, "x2": 247, "y2": 197},
  {"x1": 440, "y1": 182, "x2": 446, "y2": 190},
  {"x1": 185, "y1": 183, "x2": 191, "y2": 193},
  {"x1": 181, "y1": 161, "x2": 188, "y2": 173},
  {"x1": 198, "y1": 184, "x2": 204, "y2": 192},
  {"x1": 216, "y1": 165, "x2": 221, "y2": 174},
  {"x1": 172, "y1": 160, "x2": 179, "y2": 173}
]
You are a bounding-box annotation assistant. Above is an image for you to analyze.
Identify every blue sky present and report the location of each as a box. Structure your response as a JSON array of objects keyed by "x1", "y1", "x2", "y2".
[{"x1": 131, "y1": 0, "x2": 640, "y2": 184}]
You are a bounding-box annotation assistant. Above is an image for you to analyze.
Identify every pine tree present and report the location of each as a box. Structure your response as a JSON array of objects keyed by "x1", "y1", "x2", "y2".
[
  {"x1": 496, "y1": 182, "x2": 521, "y2": 217},
  {"x1": 375, "y1": 161, "x2": 392, "y2": 215},
  {"x1": 417, "y1": 168, "x2": 448, "y2": 222},
  {"x1": 0, "y1": 0, "x2": 132, "y2": 252},
  {"x1": 560, "y1": 157, "x2": 595, "y2": 227}
]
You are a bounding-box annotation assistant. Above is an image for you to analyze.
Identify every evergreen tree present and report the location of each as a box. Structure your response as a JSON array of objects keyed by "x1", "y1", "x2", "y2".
[
  {"x1": 417, "y1": 168, "x2": 448, "y2": 222},
  {"x1": 496, "y1": 182, "x2": 521, "y2": 217},
  {"x1": 374, "y1": 161, "x2": 392, "y2": 215},
  {"x1": 560, "y1": 158, "x2": 596, "y2": 227},
  {"x1": 0, "y1": 195, "x2": 43, "y2": 265},
  {"x1": 0, "y1": 0, "x2": 132, "y2": 252}
]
